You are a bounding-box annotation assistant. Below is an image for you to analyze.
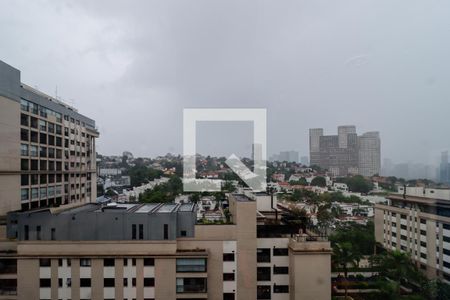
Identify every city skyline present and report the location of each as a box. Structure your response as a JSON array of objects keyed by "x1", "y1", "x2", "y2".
[{"x1": 0, "y1": 1, "x2": 449, "y2": 163}]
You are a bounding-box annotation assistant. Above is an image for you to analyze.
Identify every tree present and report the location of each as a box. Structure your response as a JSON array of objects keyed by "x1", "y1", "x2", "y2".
[
  {"x1": 317, "y1": 204, "x2": 333, "y2": 227},
  {"x1": 333, "y1": 242, "x2": 361, "y2": 299},
  {"x1": 345, "y1": 175, "x2": 373, "y2": 194},
  {"x1": 311, "y1": 176, "x2": 326, "y2": 187}
]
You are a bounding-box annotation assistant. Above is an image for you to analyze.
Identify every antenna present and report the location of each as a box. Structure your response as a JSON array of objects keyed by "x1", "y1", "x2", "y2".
[{"x1": 55, "y1": 85, "x2": 58, "y2": 99}]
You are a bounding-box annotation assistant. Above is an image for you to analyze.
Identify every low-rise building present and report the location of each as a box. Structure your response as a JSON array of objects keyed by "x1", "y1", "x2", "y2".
[
  {"x1": 375, "y1": 187, "x2": 450, "y2": 282},
  {"x1": 1, "y1": 194, "x2": 332, "y2": 300}
]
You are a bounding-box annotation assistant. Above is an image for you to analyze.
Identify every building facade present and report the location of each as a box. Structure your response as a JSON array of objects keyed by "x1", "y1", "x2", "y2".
[
  {"x1": 1, "y1": 194, "x2": 332, "y2": 300},
  {"x1": 374, "y1": 187, "x2": 450, "y2": 282},
  {"x1": 309, "y1": 126, "x2": 380, "y2": 177},
  {"x1": 0, "y1": 60, "x2": 98, "y2": 215}
]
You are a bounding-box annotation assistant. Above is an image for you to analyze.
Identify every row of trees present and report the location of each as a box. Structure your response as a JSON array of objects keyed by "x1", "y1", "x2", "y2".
[{"x1": 330, "y1": 222, "x2": 450, "y2": 299}]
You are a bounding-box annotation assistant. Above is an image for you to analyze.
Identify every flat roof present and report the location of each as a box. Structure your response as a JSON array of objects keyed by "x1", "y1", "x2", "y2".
[
  {"x1": 232, "y1": 194, "x2": 254, "y2": 202},
  {"x1": 135, "y1": 203, "x2": 160, "y2": 213}
]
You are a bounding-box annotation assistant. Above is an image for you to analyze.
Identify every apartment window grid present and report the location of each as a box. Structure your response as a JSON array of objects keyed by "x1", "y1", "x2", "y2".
[{"x1": 19, "y1": 98, "x2": 95, "y2": 211}]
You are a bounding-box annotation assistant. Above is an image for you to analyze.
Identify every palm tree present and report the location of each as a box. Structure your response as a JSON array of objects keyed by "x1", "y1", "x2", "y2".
[{"x1": 332, "y1": 242, "x2": 361, "y2": 299}]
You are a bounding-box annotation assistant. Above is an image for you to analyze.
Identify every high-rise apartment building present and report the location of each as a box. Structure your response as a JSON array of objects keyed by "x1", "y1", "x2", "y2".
[
  {"x1": 2, "y1": 194, "x2": 332, "y2": 300},
  {"x1": 0, "y1": 60, "x2": 98, "y2": 215},
  {"x1": 374, "y1": 187, "x2": 450, "y2": 282},
  {"x1": 308, "y1": 126, "x2": 380, "y2": 177},
  {"x1": 358, "y1": 132, "x2": 381, "y2": 177},
  {"x1": 440, "y1": 151, "x2": 450, "y2": 184},
  {"x1": 309, "y1": 128, "x2": 323, "y2": 167}
]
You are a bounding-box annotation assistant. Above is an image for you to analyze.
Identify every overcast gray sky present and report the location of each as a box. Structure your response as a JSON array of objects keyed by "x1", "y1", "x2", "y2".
[{"x1": 1, "y1": 0, "x2": 449, "y2": 164}]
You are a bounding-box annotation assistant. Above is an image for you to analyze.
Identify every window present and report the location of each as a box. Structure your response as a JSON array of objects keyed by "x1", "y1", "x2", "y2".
[
  {"x1": 223, "y1": 273, "x2": 235, "y2": 281},
  {"x1": 164, "y1": 224, "x2": 169, "y2": 240},
  {"x1": 257, "y1": 248, "x2": 271, "y2": 263},
  {"x1": 139, "y1": 224, "x2": 144, "y2": 240},
  {"x1": 104, "y1": 258, "x2": 115, "y2": 267},
  {"x1": 21, "y1": 159, "x2": 28, "y2": 170},
  {"x1": 80, "y1": 258, "x2": 91, "y2": 267},
  {"x1": 21, "y1": 128, "x2": 28, "y2": 141},
  {"x1": 30, "y1": 145, "x2": 38, "y2": 157},
  {"x1": 104, "y1": 278, "x2": 115, "y2": 287},
  {"x1": 257, "y1": 267, "x2": 271, "y2": 281},
  {"x1": 20, "y1": 188, "x2": 29, "y2": 201},
  {"x1": 30, "y1": 130, "x2": 38, "y2": 142},
  {"x1": 20, "y1": 113, "x2": 28, "y2": 126},
  {"x1": 24, "y1": 225, "x2": 29, "y2": 240},
  {"x1": 132, "y1": 278, "x2": 136, "y2": 287},
  {"x1": 40, "y1": 258, "x2": 51, "y2": 267},
  {"x1": 40, "y1": 278, "x2": 51, "y2": 288},
  {"x1": 176, "y1": 278, "x2": 207, "y2": 293},
  {"x1": 51, "y1": 228, "x2": 55, "y2": 240},
  {"x1": 273, "y1": 248, "x2": 288, "y2": 256},
  {"x1": 274, "y1": 284, "x2": 289, "y2": 293},
  {"x1": 273, "y1": 266, "x2": 288, "y2": 274},
  {"x1": 80, "y1": 278, "x2": 91, "y2": 287},
  {"x1": 257, "y1": 285, "x2": 271, "y2": 299},
  {"x1": 223, "y1": 293, "x2": 235, "y2": 300},
  {"x1": 123, "y1": 278, "x2": 128, "y2": 286},
  {"x1": 39, "y1": 120, "x2": 46, "y2": 131},
  {"x1": 30, "y1": 116, "x2": 38, "y2": 128},
  {"x1": 40, "y1": 132, "x2": 47, "y2": 144},
  {"x1": 144, "y1": 258, "x2": 154, "y2": 266},
  {"x1": 132, "y1": 224, "x2": 137, "y2": 240},
  {"x1": 21, "y1": 174, "x2": 29, "y2": 186},
  {"x1": 181, "y1": 230, "x2": 187, "y2": 237},
  {"x1": 144, "y1": 278, "x2": 155, "y2": 287},
  {"x1": 30, "y1": 159, "x2": 38, "y2": 170},
  {"x1": 176, "y1": 258, "x2": 207, "y2": 272},
  {"x1": 223, "y1": 253, "x2": 235, "y2": 262},
  {"x1": 21, "y1": 144, "x2": 28, "y2": 156},
  {"x1": 31, "y1": 188, "x2": 39, "y2": 199},
  {"x1": 36, "y1": 226, "x2": 41, "y2": 240}
]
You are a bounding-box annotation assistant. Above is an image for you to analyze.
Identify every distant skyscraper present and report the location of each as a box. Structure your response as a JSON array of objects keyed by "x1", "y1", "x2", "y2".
[
  {"x1": 338, "y1": 125, "x2": 356, "y2": 148},
  {"x1": 270, "y1": 151, "x2": 299, "y2": 163},
  {"x1": 440, "y1": 151, "x2": 450, "y2": 183},
  {"x1": 358, "y1": 132, "x2": 381, "y2": 176},
  {"x1": 308, "y1": 126, "x2": 381, "y2": 177},
  {"x1": 309, "y1": 128, "x2": 323, "y2": 166}
]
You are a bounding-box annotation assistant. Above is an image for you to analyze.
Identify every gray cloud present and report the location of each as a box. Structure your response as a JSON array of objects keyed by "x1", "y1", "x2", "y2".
[{"x1": 0, "y1": 0, "x2": 449, "y2": 164}]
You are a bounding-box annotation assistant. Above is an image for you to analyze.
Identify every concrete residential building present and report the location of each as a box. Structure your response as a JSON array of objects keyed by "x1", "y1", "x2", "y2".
[
  {"x1": 1, "y1": 194, "x2": 332, "y2": 300},
  {"x1": 374, "y1": 187, "x2": 450, "y2": 282},
  {"x1": 308, "y1": 126, "x2": 380, "y2": 177},
  {"x1": 0, "y1": 60, "x2": 99, "y2": 215},
  {"x1": 358, "y1": 132, "x2": 381, "y2": 177}
]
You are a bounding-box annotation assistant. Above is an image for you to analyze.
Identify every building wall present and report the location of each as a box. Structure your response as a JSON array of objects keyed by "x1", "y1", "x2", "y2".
[{"x1": 0, "y1": 96, "x2": 21, "y2": 214}]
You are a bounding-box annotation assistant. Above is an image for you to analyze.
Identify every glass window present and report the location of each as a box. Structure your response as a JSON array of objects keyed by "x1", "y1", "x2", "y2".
[
  {"x1": 104, "y1": 258, "x2": 115, "y2": 267},
  {"x1": 20, "y1": 128, "x2": 28, "y2": 141},
  {"x1": 274, "y1": 285, "x2": 289, "y2": 293},
  {"x1": 40, "y1": 146, "x2": 47, "y2": 157},
  {"x1": 21, "y1": 174, "x2": 29, "y2": 186},
  {"x1": 223, "y1": 253, "x2": 235, "y2": 261},
  {"x1": 144, "y1": 278, "x2": 155, "y2": 287},
  {"x1": 176, "y1": 277, "x2": 207, "y2": 293},
  {"x1": 39, "y1": 120, "x2": 46, "y2": 131},
  {"x1": 176, "y1": 258, "x2": 207, "y2": 272},
  {"x1": 257, "y1": 248, "x2": 271, "y2": 263},
  {"x1": 20, "y1": 113, "x2": 28, "y2": 126},
  {"x1": 30, "y1": 159, "x2": 38, "y2": 170},
  {"x1": 30, "y1": 130, "x2": 38, "y2": 142},
  {"x1": 40, "y1": 187, "x2": 47, "y2": 199},
  {"x1": 30, "y1": 102, "x2": 38, "y2": 114},
  {"x1": 21, "y1": 188, "x2": 29, "y2": 201},
  {"x1": 273, "y1": 248, "x2": 288, "y2": 256},
  {"x1": 30, "y1": 117, "x2": 38, "y2": 128},
  {"x1": 47, "y1": 123, "x2": 54, "y2": 133},
  {"x1": 30, "y1": 174, "x2": 38, "y2": 185},
  {"x1": 55, "y1": 124, "x2": 62, "y2": 135},
  {"x1": 30, "y1": 145, "x2": 38, "y2": 157},
  {"x1": 20, "y1": 99, "x2": 29, "y2": 111},
  {"x1": 257, "y1": 285, "x2": 271, "y2": 300},
  {"x1": 257, "y1": 267, "x2": 271, "y2": 281},
  {"x1": 31, "y1": 188, "x2": 39, "y2": 199},
  {"x1": 80, "y1": 258, "x2": 91, "y2": 267},
  {"x1": 21, "y1": 159, "x2": 28, "y2": 170},
  {"x1": 20, "y1": 144, "x2": 28, "y2": 156}
]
